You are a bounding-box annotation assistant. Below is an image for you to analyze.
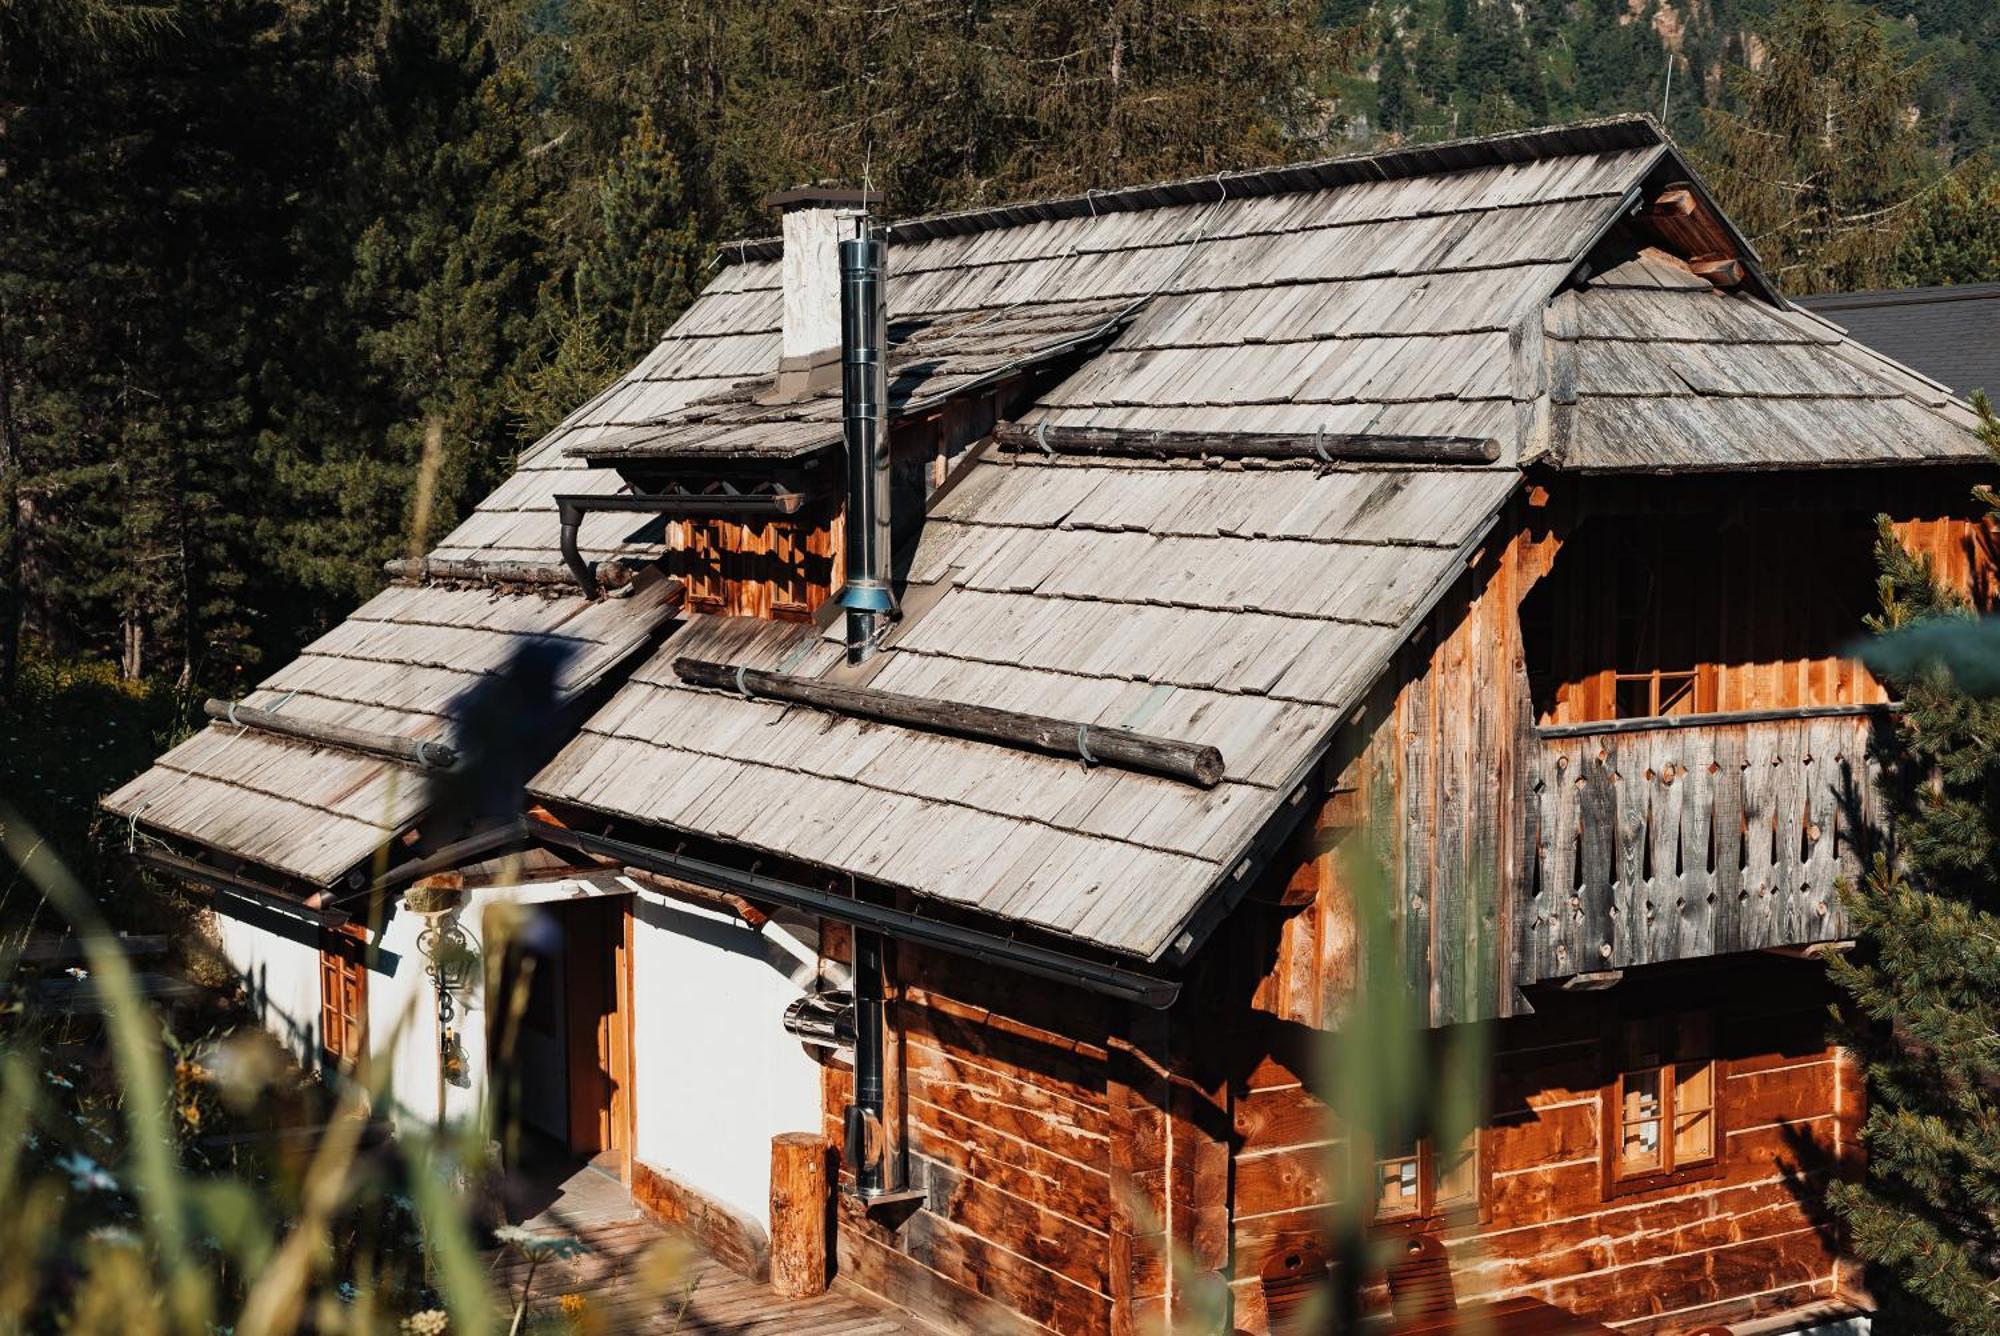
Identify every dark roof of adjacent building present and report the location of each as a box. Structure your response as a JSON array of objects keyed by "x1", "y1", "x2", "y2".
[{"x1": 1795, "y1": 282, "x2": 2000, "y2": 402}]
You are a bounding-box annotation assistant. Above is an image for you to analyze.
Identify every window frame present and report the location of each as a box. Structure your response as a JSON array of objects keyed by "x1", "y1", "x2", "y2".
[
  {"x1": 1600, "y1": 1012, "x2": 1724, "y2": 1199},
  {"x1": 319, "y1": 928, "x2": 369, "y2": 1072},
  {"x1": 680, "y1": 518, "x2": 728, "y2": 614},
  {"x1": 1371, "y1": 1128, "x2": 1488, "y2": 1227},
  {"x1": 767, "y1": 521, "x2": 817, "y2": 624}
]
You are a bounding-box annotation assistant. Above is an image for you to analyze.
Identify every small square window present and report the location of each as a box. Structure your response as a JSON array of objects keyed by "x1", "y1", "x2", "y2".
[
  {"x1": 1376, "y1": 1153, "x2": 1423, "y2": 1220},
  {"x1": 1373, "y1": 1130, "x2": 1482, "y2": 1222},
  {"x1": 1605, "y1": 1012, "x2": 1721, "y2": 1193}
]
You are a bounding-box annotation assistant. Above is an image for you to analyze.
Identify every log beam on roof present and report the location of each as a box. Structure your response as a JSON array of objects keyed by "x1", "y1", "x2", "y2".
[
  {"x1": 203, "y1": 698, "x2": 458, "y2": 771},
  {"x1": 989, "y1": 422, "x2": 1500, "y2": 465},
  {"x1": 383, "y1": 555, "x2": 641, "y2": 593},
  {"x1": 1635, "y1": 179, "x2": 1739, "y2": 273},
  {"x1": 672, "y1": 657, "x2": 1227, "y2": 788}
]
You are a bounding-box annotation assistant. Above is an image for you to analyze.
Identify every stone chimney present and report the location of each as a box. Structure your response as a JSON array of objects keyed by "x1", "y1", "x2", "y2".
[{"x1": 765, "y1": 186, "x2": 880, "y2": 399}]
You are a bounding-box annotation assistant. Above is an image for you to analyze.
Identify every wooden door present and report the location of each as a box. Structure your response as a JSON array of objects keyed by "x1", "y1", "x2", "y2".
[{"x1": 563, "y1": 896, "x2": 634, "y2": 1175}]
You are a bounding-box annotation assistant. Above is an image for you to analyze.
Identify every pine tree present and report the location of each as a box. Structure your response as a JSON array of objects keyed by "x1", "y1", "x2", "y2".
[
  {"x1": 1886, "y1": 161, "x2": 2000, "y2": 287},
  {"x1": 260, "y1": 1, "x2": 565, "y2": 616},
  {"x1": 1698, "y1": 0, "x2": 1937, "y2": 293},
  {"x1": 1376, "y1": 39, "x2": 1413, "y2": 137},
  {"x1": 1828, "y1": 398, "x2": 2000, "y2": 1332},
  {"x1": 574, "y1": 108, "x2": 704, "y2": 366}
]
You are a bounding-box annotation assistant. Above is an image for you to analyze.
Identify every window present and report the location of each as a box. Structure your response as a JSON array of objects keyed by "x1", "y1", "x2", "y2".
[
  {"x1": 319, "y1": 933, "x2": 368, "y2": 1071},
  {"x1": 680, "y1": 519, "x2": 727, "y2": 613},
  {"x1": 1604, "y1": 1014, "x2": 1720, "y2": 1194},
  {"x1": 769, "y1": 523, "x2": 815, "y2": 622},
  {"x1": 1373, "y1": 1130, "x2": 1482, "y2": 1222}
]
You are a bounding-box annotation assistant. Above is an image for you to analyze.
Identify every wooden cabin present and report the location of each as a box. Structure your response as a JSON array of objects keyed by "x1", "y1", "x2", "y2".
[{"x1": 106, "y1": 116, "x2": 1995, "y2": 1334}]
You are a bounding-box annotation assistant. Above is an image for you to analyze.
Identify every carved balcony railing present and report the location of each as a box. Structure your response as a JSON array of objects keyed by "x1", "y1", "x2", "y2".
[{"x1": 1518, "y1": 706, "x2": 1890, "y2": 985}]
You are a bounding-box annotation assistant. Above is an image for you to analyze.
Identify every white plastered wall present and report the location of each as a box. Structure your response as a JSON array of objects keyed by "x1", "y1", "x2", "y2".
[
  {"x1": 627, "y1": 892, "x2": 827, "y2": 1228},
  {"x1": 211, "y1": 901, "x2": 325, "y2": 1068},
  {"x1": 208, "y1": 875, "x2": 830, "y2": 1224}
]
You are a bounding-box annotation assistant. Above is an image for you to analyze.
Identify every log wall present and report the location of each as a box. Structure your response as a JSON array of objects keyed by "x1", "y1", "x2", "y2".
[
  {"x1": 1216, "y1": 955, "x2": 1862, "y2": 1334},
  {"x1": 822, "y1": 924, "x2": 1128, "y2": 1333}
]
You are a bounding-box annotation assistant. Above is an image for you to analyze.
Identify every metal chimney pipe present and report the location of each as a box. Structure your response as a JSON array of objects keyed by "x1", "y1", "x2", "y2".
[{"x1": 836, "y1": 222, "x2": 896, "y2": 663}]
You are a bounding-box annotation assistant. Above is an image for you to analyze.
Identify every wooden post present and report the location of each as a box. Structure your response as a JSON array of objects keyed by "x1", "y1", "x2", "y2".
[{"x1": 769, "y1": 1131, "x2": 831, "y2": 1298}]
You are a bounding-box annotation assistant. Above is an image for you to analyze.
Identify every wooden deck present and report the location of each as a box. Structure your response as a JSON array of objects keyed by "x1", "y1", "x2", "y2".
[{"x1": 489, "y1": 1159, "x2": 912, "y2": 1334}]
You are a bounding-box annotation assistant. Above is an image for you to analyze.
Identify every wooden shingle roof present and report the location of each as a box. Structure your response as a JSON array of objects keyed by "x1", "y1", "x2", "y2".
[
  {"x1": 571, "y1": 297, "x2": 1136, "y2": 464},
  {"x1": 531, "y1": 455, "x2": 1516, "y2": 960},
  {"x1": 1545, "y1": 248, "x2": 1988, "y2": 471},
  {"x1": 107, "y1": 113, "x2": 1997, "y2": 939},
  {"x1": 103, "y1": 578, "x2": 680, "y2": 886}
]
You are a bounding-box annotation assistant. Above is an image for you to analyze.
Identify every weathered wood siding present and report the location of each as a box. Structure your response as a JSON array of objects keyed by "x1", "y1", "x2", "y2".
[
  {"x1": 1528, "y1": 478, "x2": 1998, "y2": 727},
  {"x1": 1520, "y1": 712, "x2": 1880, "y2": 983},
  {"x1": 671, "y1": 513, "x2": 841, "y2": 621},
  {"x1": 1376, "y1": 474, "x2": 1996, "y2": 1017},
  {"x1": 1389, "y1": 511, "x2": 1561, "y2": 1026}
]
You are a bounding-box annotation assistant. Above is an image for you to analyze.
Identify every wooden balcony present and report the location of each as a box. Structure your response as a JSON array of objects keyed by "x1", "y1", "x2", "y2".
[{"x1": 1518, "y1": 706, "x2": 1888, "y2": 985}]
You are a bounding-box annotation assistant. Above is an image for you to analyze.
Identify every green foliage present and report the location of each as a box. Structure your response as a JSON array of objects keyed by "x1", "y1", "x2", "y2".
[
  {"x1": 0, "y1": 654, "x2": 180, "y2": 925},
  {"x1": 1828, "y1": 398, "x2": 2000, "y2": 1330},
  {"x1": 574, "y1": 108, "x2": 704, "y2": 367},
  {"x1": 1886, "y1": 159, "x2": 2000, "y2": 285},
  {"x1": 1697, "y1": 0, "x2": 1934, "y2": 292}
]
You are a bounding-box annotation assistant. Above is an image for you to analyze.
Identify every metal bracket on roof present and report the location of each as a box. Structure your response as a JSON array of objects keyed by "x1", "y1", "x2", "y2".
[
  {"x1": 1076, "y1": 724, "x2": 1098, "y2": 767},
  {"x1": 1033, "y1": 421, "x2": 1054, "y2": 457}
]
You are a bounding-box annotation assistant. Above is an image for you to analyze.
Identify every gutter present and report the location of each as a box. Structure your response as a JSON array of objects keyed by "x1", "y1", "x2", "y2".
[
  {"x1": 136, "y1": 847, "x2": 348, "y2": 928},
  {"x1": 555, "y1": 489, "x2": 808, "y2": 597},
  {"x1": 529, "y1": 820, "x2": 1180, "y2": 1009}
]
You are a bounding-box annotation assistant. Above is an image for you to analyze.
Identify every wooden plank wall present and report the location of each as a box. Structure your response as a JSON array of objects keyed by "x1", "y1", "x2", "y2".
[
  {"x1": 1385, "y1": 478, "x2": 1996, "y2": 1018},
  {"x1": 1531, "y1": 513, "x2": 1886, "y2": 726},
  {"x1": 1532, "y1": 483, "x2": 2000, "y2": 727},
  {"x1": 1893, "y1": 511, "x2": 2000, "y2": 609},
  {"x1": 1214, "y1": 957, "x2": 1860, "y2": 1334},
  {"x1": 664, "y1": 385, "x2": 1009, "y2": 625},
  {"x1": 672, "y1": 513, "x2": 840, "y2": 622},
  {"x1": 1390, "y1": 507, "x2": 1562, "y2": 1027},
  {"x1": 823, "y1": 924, "x2": 1133, "y2": 1334}
]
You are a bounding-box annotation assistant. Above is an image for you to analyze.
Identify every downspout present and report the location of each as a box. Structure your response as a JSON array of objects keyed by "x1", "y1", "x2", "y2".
[{"x1": 845, "y1": 928, "x2": 890, "y2": 1197}]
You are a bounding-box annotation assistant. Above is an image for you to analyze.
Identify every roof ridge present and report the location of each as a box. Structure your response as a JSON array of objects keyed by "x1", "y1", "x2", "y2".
[{"x1": 713, "y1": 114, "x2": 1667, "y2": 266}]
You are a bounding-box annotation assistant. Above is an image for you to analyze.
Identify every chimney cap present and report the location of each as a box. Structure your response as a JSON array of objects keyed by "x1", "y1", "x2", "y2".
[{"x1": 765, "y1": 185, "x2": 882, "y2": 211}]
